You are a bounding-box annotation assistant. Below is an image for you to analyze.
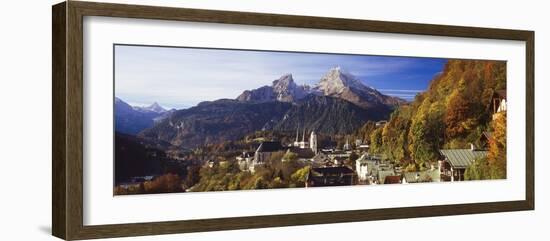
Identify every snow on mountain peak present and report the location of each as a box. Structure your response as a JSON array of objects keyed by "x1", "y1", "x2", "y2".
[
  {"x1": 236, "y1": 73, "x2": 308, "y2": 103},
  {"x1": 272, "y1": 74, "x2": 296, "y2": 91},
  {"x1": 315, "y1": 66, "x2": 368, "y2": 95},
  {"x1": 147, "y1": 102, "x2": 166, "y2": 113},
  {"x1": 133, "y1": 101, "x2": 167, "y2": 113},
  {"x1": 272, "y1": 73, "x2": 307, "y2": 102}
]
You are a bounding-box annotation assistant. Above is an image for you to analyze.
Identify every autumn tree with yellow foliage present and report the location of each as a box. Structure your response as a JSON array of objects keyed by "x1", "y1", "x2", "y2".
[
  {"x1": 366, "y1": 59, "x2": 506, "y2": 175},
  {"x1": 487, "y1": 113, "x2": 506, "y2": 179}
]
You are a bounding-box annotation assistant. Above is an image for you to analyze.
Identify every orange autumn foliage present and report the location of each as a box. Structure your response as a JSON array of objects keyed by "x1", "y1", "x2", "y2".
[
  {"x1": 143, "y1": 173, "x2": 183, "y2": 193},
  {"x1": 488, "y1": 113, "x2": 507, "y2": 179}
]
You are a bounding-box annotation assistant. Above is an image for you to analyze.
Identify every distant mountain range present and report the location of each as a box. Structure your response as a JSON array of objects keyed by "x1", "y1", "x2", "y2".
[
  {"x1": 115, "y1": 98, "x2": 173, "y2": 135},
  {"x1": 236, "y1": 67, "x2": 404, "y2": 108},
  {"x1": 139, "y1": 99, "x2": 292, "y2": 148},
  {"x1": 133, "y1": 101, "x2": 167, "y2": 113},
  {"x1": 116, "y1": 67, "x2": 406, "y2": 148}
]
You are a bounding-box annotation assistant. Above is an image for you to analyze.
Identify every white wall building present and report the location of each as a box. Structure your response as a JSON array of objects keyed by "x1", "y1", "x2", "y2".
[
  {"x1": 355, "y1": 155, "x2": 369, "y2": 182},
  {"x1": 309, "y1": 131, "x2": 317, "y2": 154}
]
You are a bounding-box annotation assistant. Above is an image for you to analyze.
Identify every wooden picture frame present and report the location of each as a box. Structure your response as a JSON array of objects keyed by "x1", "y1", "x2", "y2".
[{"x1": 52, "y1": 1, "x2": 534, "y2": 240}]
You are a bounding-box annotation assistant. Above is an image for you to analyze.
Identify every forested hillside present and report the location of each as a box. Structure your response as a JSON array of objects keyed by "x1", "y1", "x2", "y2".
[{"x1": 354, "y1": 59, "x2": 506, "y2": 176}]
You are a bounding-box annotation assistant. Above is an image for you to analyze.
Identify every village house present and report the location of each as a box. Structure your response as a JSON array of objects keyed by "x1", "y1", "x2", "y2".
[
  {"x1": 250, "y1": 141, "x2": 286, "y2": 173},
  {"x1": 321, "y1": 148, "x2": 336, "y2": 153},
  {"x1": 357, "y1": 144, "x2": 370, "y2": 152},
  {"x1": 326, "y1": 150, "x2": 350, "y2": 160},
  {"x1": 311, "y1": 152, "x2": 331, "y2": 167},
  {"x1": 375, "y1": 120, "x2": 388, "y2": 127},
  {"x1": 310, "y1": 131, "x2": 318, "y2": 154},
  {"x1": 384, "y1": 175, "x2": 402, "y2": 184},
  {"x1": 377, "y1": 169, "x2": 396, "y2": 184},
  {"x1": 490, "y1": 89, "x2": 507, "y2": 120},
  {"x1": 293, "y1": 128, "x2": 309, "y2": 149},
  {"x1": 305, "y1": 166, "x2": 355, "y2": 187},
  {"x1": 291, "y1": 127, "x2": 318, "y2": 153},
  {"x1": 254, "y1": 141, "x2": 285, "y2": 163},
  {"x1": 355, "y1": 155, "x2": 370, "y2": 182},
  {"x1": 343, "y1": 138, "x2": 352, "y2": 151},
  {"x1": 354, "y1": 154, "x2": 384, "y2": 184},
  {"x1": 439, "y1": 144, "x2": 488, "y2": 181},
  {"x1": 236, "y1": 151, "x2": 255, "y2": 171},
  {"x1": 206, "y1": 159, "x2": 218, "y2": 168},
  {"x1": 332, "y1": 156, "x2": 348, "y2": 166},
  {"x1": 285, "y1": 147, "x2": 315, "y2": 162},
  {"x1": 402, "y1": 168, "x2": 441, "y2": 184},
  {"x1": 435, "y1": 91, "x2": 502, "y2": 182}
]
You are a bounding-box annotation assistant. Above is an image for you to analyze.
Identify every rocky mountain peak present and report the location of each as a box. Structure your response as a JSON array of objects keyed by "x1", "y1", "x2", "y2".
[
  {"x1": 237, "y1": 68, "x2": 404, "y2": 107},
  {"x1": 237, "y1": 73, "x2": 307, "y2": 103},
  {"x1": 272, "y1": 74, "x2": 295, "y2": 91},
  {"x1": 315, "y1": 66, "x2": 368, "y2": 95},
  {"x1": 272, "y1": 74, "x2": 307, "y2": 102},
  {"x1": 133, "y1": 101, "x2": 167, "y2": 113},
  {"x1": 147, "y1": 102, "x2": 166, "y2": 113}
]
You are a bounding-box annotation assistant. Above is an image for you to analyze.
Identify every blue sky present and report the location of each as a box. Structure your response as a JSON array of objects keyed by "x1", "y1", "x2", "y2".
[{"x1": 115, "y1": 45, "x2": 446, "y2": 109}]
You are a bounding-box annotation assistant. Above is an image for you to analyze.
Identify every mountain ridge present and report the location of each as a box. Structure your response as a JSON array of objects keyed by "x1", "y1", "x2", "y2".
[
  {"x1": 274, "y1": 95, "x2": 389, "y2": 134},
  {"x1": 115, "y1": 98, "x2": 171, "y2": 135},
  {"x1": 312, "y1": 67, "x2": 406, "y2": 108},
  {"x1": 237, "y1": 67, "x2": 406, "y2": 108},
  {"x1": 236, "y1": 74, "x2": 309, "y2": 103},
  {"x1": 123, "y1": 67, "x2": 405, "y2": 148},
  {"x1": 133, "y1": 101, "x2": 168, "y2": 114}
]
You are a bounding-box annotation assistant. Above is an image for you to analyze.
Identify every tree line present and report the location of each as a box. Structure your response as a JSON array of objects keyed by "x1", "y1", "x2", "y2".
[{"x1": 350, "y1": 60, "x2": 507, "y2": 178}]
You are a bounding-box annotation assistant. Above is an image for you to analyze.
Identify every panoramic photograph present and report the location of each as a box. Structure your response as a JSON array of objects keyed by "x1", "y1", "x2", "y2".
[{"x1": 113, "y1": 44, "x2": 507, "y2": 195}]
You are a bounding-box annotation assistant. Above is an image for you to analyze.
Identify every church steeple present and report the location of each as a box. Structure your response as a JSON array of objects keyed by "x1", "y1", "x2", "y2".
[
  {"x1": 295, "y1": 126, "x2": 299, "y2": 142},
  {"x1": 310, "y1": 130, "x2": 318, "y2": 154},
  {"x1": 343, "y1": 137, "x2": 351, "y2": 151},
  {"x1": 293, "y1": 124, "x2": 310, "y2": 149}
]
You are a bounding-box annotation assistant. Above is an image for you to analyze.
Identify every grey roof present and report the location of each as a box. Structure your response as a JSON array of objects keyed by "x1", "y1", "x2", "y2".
[
  {"x1": 356, "y1": 154, "x2": 380, "y2": 163},
  {"x1": 311, "y1": 166, "x2": 354, "y2": 176},
  {"x1": 288, "y1": 147, "x2": 315, "y2": 159},
  {"x1": 439, "y1": 149, "x2": 488, "y2": 169},
  {"x1": 312, "y1": 153, "x2": 330, "y2": 162},
  {"x1": 256, "y1": 141, "x2": 285, "y2": 153}
]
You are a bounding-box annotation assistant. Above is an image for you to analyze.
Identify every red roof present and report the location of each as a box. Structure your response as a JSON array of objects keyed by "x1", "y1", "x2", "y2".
[{"x1": 384, "y1": 175, "x2": 402, "y2": 184}]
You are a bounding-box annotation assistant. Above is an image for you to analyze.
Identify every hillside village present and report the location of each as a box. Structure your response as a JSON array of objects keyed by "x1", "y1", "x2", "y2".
[
  {"x1": 234, "y1": 89, "x2": 505, "y2": 187},
  {"x1": 114, "y1": 60, "x2": 507, "y2": 195}
]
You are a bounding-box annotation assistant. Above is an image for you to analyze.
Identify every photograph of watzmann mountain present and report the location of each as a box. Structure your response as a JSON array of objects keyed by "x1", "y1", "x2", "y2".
[{"x1": 114, "y1": 45, "x2": 507, "y2": 195}]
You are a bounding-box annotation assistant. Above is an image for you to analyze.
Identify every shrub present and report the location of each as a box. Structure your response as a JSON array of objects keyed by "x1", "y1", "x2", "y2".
[{"x1": 143, "y1": 173, "x2": 183, "y2": 193}]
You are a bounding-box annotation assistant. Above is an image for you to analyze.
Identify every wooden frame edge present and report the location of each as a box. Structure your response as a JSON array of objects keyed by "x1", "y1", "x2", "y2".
[
  {"x1": 52, "y1": 1, "x2": 535, "y2": 240},
  {"x1": 525, "y1": 31, "x2": 535, "y2": 210},
  {"x1": 52, "y1": 1, "x2": 67, "y2": 240},
  {"x1": 74, "y1": 200, "x2": 531, "y2": 240}
]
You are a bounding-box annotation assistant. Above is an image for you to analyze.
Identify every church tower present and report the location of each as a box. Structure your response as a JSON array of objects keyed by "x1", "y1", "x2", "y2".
[
  {"x1": 300, "y1": 128, "x2": 306, "y2": 148},
  {"x1": 310, "y1": 131, "x2": 317, "y2": 154},
  {"x1": 343, "y1": 137, "x2": 351, "y2": 151}
]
